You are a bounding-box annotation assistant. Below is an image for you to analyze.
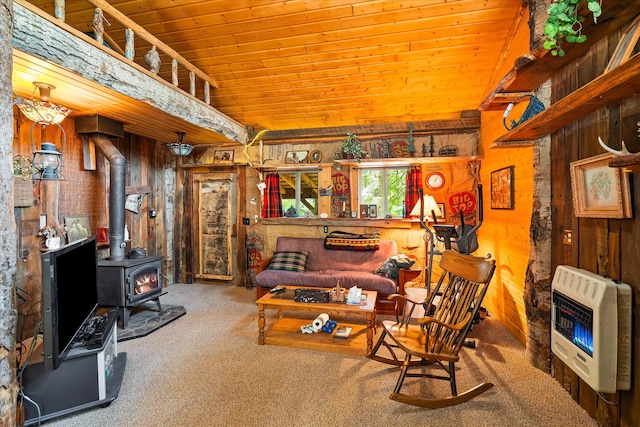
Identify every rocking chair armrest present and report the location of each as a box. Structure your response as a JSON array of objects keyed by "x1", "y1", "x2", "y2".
[
  {"x1": 386, "y1": 293, "x2": 429, "y2": 306},
  {"x1": 417, "y1": 312, "x2": 472, "y2": 331}
]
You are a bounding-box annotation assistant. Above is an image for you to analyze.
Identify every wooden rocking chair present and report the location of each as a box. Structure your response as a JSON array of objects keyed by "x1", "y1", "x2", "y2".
[{"x1": 368, "y1": 250, "x2": 496, "y2": 408}]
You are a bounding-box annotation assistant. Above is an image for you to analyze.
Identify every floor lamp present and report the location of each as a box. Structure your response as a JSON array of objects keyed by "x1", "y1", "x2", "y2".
[{"x1": 410, "y1": 188, "x2": 442, "y2": 293}]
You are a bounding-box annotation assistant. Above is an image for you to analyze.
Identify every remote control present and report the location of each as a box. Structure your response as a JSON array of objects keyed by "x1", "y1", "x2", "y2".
[{"x1": 269, "y1": 286, "x2": 286, "y2": 293}]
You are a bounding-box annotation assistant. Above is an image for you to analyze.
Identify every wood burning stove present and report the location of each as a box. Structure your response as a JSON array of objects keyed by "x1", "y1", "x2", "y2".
[{"x1": 97, "y1": 256, "x2": 164, "y2": 328}]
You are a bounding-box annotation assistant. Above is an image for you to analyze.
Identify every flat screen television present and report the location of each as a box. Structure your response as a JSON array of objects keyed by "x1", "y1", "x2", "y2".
[{"x1": 41, "y1": 235, "x2": 98, "y2": 370}]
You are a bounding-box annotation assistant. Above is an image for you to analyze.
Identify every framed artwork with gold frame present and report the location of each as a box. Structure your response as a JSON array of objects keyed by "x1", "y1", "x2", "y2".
[{"x1": 570, "y1": 153, "x2": 632, "y2": 218}]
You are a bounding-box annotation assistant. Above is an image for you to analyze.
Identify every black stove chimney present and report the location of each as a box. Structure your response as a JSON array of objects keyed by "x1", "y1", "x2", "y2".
[{"x1": 74, "y1": 116, "x2": 127, "y2": 261}]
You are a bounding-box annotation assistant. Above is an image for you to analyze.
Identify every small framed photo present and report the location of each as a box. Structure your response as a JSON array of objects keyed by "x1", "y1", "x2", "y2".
[
  {"x1": 570, "y1": 153, "x2": 632, "y2": 218},
  {"x1": 359, "y1": 204, "x2": 369, "y2": 218},
  {"x1": 368, "y1": 204, "x2": 378, "y2": 219},
  {"x1": 285, "y1": 150, "x2": 309, "y2": 164},
  {"x1": 214, "y1": 150, "x2": 234, "y2": 164},
  {"x1": 490, "y1": 166, "x2": 514, "y2": 210},
  {"x1": 436, "y1": 203, "x2": 445, "y2": 220},
  {"x1": 65, "y1": 215, "x2": 91, "y2": 243},
  {"x1": 310, "y1": 150, "x2": 322, "y2": 163}
]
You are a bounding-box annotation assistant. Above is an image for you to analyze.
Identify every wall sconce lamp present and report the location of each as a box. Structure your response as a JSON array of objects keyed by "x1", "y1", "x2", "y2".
[
  {"x1": 166, "y1": 131, "x2": 193, "y2": 156},
  {"x1": 30, "y1": 124, "x2": 66, "y2": 181}
]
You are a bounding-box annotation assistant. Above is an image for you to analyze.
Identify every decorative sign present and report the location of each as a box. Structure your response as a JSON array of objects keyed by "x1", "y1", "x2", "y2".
[
  {"x1": 331, "y1": 172, "x2": 350, "y2": 195},
  {"x1": 390, "y1": 140, "x2": 410, "y2": 158},
  {"x1": 247, "y1": 249, "x2": 263, "y2": 269},
  {"x1": 448, "y1": 191, "x2": 476, "y2": 216}
]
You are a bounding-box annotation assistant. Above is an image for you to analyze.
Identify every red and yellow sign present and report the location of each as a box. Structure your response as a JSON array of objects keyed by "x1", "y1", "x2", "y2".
[
  {"x1": 448, "y1": 191, "x2": 476, "y2": 216},
  {"x1": 332, "y1": 172, "x2": 350, "y2": 195}
]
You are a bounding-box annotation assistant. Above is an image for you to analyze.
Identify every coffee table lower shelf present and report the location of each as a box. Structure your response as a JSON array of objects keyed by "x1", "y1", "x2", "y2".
[{"x1": 264, "y1": 318, "x2": 369, "y2": 356}]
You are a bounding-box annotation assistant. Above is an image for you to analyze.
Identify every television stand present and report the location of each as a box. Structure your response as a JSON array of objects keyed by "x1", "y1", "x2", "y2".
[{"x1": 21, "y1": 318, "x2": 126, "y2": 426}]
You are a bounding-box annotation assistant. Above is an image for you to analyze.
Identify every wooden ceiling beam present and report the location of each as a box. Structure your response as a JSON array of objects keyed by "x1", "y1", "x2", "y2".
[{"x1": 250, "y1": 113, "x2": 480, "y2": 142}]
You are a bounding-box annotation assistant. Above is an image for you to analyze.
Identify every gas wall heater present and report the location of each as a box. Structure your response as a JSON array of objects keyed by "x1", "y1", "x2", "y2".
[{"x1": 551, "y1": 265, "x2": 632, "y2": 394}]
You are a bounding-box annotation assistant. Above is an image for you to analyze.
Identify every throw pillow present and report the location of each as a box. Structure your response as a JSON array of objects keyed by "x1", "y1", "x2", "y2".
[
  {"x1": 267, "y1": 251, "x2": 310, "y2": 272},
  {"x1": 375, "y1": 258, "x2": 398, "y2": 279},
  {"x1": 392, "y1": 254, "x2": 415, "y2": 269},
  {"x1": 374, "y1": 254, "x2": 416, "y2": 279}
]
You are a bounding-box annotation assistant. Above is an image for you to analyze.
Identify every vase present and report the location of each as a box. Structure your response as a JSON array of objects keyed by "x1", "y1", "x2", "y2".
[{"x1": 45, "y1": 237, "x2": 62, "y2": 249}]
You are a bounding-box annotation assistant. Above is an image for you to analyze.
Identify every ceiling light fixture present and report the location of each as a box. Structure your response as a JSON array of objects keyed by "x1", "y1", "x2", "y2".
[
  {"x1": 166, "y1": 131, "x2": 193, "y2": 156},
  {"x1": 15, "y1": 82, "x2": 72, "y2": 125}
]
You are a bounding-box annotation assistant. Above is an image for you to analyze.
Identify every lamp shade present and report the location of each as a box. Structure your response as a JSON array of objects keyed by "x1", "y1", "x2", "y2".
[
  {"x1": 166, "y1": 131, "x2": 193, "y2": 156},
  {"x1": 410, "y1": 194, "x2": 442, "y2": 221},
  {"x1": 16, "y1": 82, "x2": 71, "y2": 125}
]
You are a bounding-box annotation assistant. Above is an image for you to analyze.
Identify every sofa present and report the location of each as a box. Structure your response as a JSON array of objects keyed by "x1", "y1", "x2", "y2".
[{"x1": 255, "y1": 236, "x2": 406, "y2": 314}]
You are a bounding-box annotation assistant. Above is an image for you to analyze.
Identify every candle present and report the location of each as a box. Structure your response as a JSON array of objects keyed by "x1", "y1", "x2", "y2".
[{"x1": 342, "y1": 201, "x2": 346, "y2": 211}]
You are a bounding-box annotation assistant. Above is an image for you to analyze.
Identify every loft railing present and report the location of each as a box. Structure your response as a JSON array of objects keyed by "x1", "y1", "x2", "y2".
[{"x1": 47, "y1": 0, "x2": 217, "y2": 105}]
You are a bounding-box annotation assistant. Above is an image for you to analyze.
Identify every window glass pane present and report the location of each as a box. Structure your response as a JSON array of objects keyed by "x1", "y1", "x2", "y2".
[
  {"x1": 359, "y1": 167, "x2": 407, "y2": 217},
  {"x1": 360, "y1": 169, "x2": 383, "y2": 208},
  {"x1": 281, "y1": 171, "x2": 318, "y2": 217},
  {"x1": 388, "y1": 169, "x2": 407, "y2": 217}
]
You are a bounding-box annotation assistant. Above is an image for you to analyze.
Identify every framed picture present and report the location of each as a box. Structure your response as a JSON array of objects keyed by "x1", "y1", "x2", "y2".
[
  {"x1": 368, "y1": 204, "x2": 378, "y2": 219},
  {"x1": 310, "y1": 150, "x2": 322, "y2": 163},
  {"x1": 285, "y1": 150, "x2": 309, "y2": 164},
  {"x1": 65, "y1": 215, "x2": 91, "y2": 243},
  {"x1": 490, "y1": 166, "x2": 514, "y2": 209},
  {"x1": 214, "y1": 150, "x2": 234, "y2": 164},
  {"x1": 359, "y1": 204, "x2": 369, "y2": 218},
  {"x1": 570, "y1": 153, "x2": 632, "y2": 218},
  {"x1": 436, "y1": 203, "x2": 445, "y2": 220}
]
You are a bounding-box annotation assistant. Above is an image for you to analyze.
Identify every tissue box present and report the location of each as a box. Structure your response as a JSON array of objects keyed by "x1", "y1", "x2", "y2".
[{"x1": 294, "y1": 288, "x2": 330, "y2": 303}]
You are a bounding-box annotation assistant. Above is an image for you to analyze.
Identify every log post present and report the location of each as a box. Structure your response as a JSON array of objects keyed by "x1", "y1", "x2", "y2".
[{"x1": 524, "y1": 79, "x2": 552, "y2": 371}]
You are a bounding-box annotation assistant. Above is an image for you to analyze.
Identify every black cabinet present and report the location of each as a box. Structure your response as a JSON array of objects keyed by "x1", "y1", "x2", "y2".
[{"x1": 22, "y1": 321, "x2": 126, "y2": 425}]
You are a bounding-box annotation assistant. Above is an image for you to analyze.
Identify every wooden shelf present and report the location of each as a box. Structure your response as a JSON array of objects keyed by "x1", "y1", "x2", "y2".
[
  {"x1": 494, "y1": 53, "x2": 640, "y2": 144},
  {"x1": 609, "y1": 153, "x2": 640, "y2": 173},
  {"x1": 264, "y1": 317, "x2": 369, "y2": 356},
  {"x1": 480, "y1": 3, "x2": 640, "y2": 112},
  {"x1": 335, "y1": 156, "x2": 481, "y2": 167}
]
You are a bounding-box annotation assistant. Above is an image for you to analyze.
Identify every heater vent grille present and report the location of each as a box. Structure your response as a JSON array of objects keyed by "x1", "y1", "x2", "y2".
[{"x1": 551, "y1": 265, "x2": 631, "y2": 393}]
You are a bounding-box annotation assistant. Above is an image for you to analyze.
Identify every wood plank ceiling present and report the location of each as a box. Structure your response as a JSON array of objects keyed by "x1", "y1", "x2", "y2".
[{"x1": 20, "y1": 0, "x2": 525, "y2": 144}]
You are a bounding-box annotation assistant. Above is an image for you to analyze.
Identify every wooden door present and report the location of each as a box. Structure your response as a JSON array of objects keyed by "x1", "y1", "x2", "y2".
[{"x1": 192, "y1": 172, "x2": 237, "y2": 281}]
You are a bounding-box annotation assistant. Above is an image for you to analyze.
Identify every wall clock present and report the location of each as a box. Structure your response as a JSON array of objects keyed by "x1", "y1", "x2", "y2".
[{"x1": 426, "y1": 171, "x2": 445, "y2": 191}]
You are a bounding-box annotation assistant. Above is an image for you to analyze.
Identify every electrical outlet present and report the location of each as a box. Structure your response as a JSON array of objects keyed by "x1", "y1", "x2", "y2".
[
  {"x1": 324, "y1": 226, "x2": 328, "y2": 233},
  {"x1": 242, "y1": 217, "x2": 251, "y2": 225}
]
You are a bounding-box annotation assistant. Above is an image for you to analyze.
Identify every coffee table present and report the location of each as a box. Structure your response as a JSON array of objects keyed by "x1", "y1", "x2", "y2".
[{"x1": 257, "y1": 287, "x2": 377, "y2": 356}]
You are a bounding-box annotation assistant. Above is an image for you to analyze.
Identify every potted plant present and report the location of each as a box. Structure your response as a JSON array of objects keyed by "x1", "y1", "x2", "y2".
[
  {"x1": 543, "y1": 0, "x2": 603, "y2": 57},
  {"x1": 336, "y1": 133, "x2": 367, "y2": 162}
]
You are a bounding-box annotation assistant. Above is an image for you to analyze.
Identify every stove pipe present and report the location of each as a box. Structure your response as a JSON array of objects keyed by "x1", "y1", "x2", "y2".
[
  {"x1": 91, "y1": 133, "x2": 127, "y2": 261},
  {"x1": 74, "y1": 116, "x2": 127, "y2": 261}
]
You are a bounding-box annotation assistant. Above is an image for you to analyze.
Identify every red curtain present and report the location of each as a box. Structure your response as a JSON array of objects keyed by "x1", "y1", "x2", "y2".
[
  {"x1": 404, "y1": 166, "x2": 422, "y2": 218},
  {"x1": 261, "y1": 173, "x2": 283, "y2": 218}
]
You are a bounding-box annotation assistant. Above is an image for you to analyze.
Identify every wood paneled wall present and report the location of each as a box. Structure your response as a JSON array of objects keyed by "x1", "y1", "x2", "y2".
[
  {"x1": 477, "y1": 14, "x2": 533, "y2": 346},
  {"x1": 12, "y1": 112, "x2": 169, "y2": 342},
  {"x1": 549, "y1": 32, "x2": 640, "y2": 426}
]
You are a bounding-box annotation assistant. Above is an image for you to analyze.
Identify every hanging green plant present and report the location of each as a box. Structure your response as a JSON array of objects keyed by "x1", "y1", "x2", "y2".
[{"x1": 543, "y1": 0, "x2": 603, "y2": 57}]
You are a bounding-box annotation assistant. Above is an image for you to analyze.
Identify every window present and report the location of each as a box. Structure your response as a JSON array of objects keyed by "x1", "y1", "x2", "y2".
[
  {"x1": 280, "y1": 170, "x2": 319, "y2": 217},
  {"x1": 359, "y1": 167, "x2": 408, "y2": 218}
]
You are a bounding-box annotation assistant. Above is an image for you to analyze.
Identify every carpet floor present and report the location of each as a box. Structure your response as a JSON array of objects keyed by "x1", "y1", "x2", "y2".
[{"x1": 41, "y1": 283, "x2": 597, "y2": 427}]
